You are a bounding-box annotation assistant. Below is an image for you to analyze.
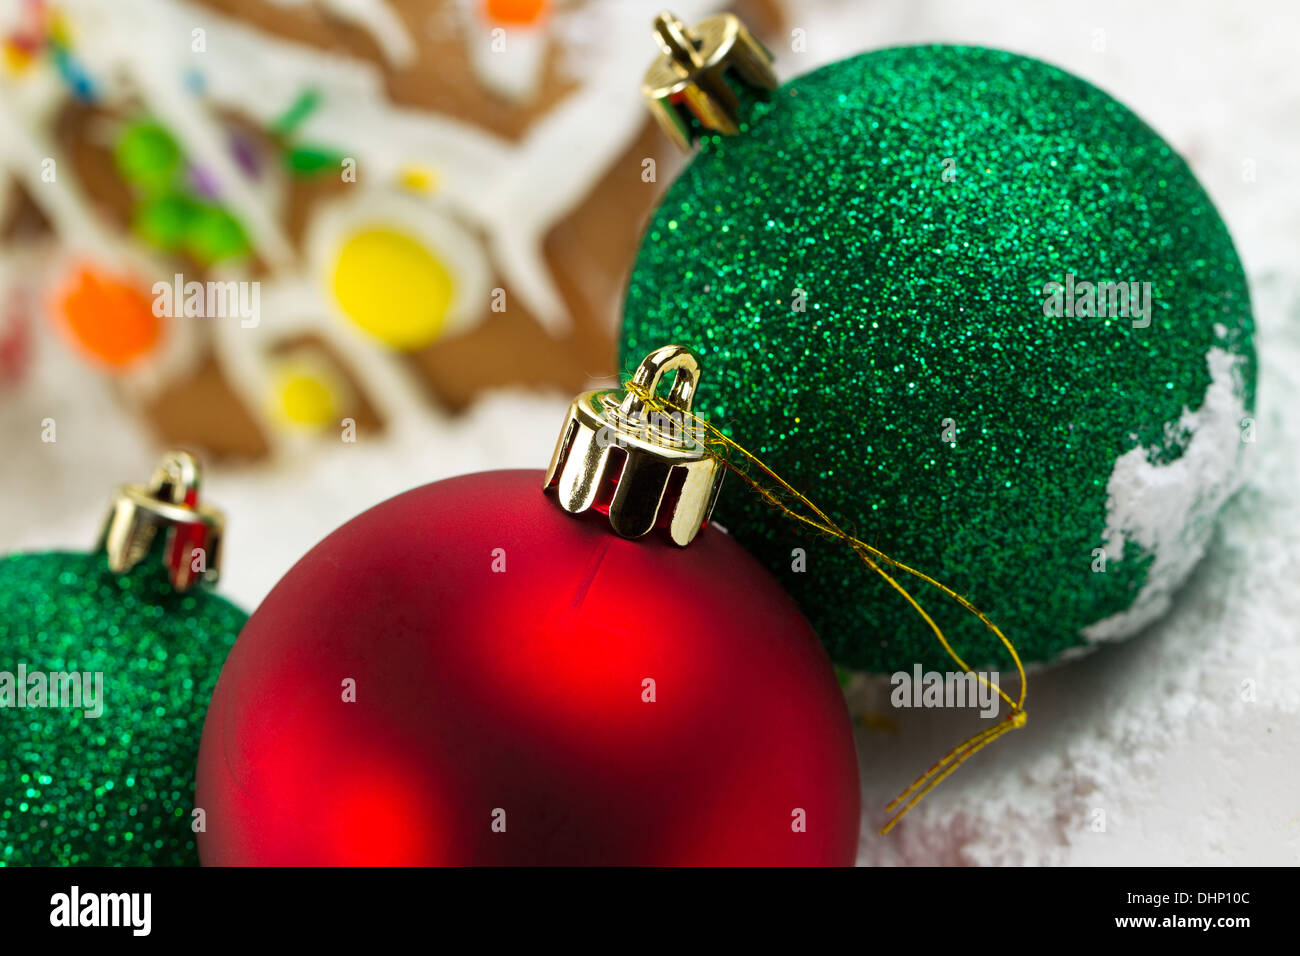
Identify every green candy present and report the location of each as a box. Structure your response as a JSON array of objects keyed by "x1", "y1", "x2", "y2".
[
  {"x1": 184, "y1": 204, "x2": 251, "y2": 264},
  {"x1": 621, "y1": 46, "x2": 1255, "y2": 671},
  {"x1": 114, "y1": 121, "x2": 183, "y2": 194},
  {"x1": 285, "y1": 145, "x2": 346, "y2": 176},
  {"x1": 133, "y1": 191, "x2": 198, "y2": 252},
  {"x1": 0, "y1": 552, "x2": 244, "y2": 865},
  {"x1": 271, "y1": 89, "x2": 323, "y2": 137}
]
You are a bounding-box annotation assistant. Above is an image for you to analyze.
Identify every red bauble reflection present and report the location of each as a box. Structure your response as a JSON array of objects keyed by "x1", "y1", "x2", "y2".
[{"x1": 196, "y1": 470, "x2": 860, "y2": 865}]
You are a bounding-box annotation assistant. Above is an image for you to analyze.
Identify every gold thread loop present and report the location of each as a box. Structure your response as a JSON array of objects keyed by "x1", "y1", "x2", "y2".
[{"x1": 622, "y1": 377, "x2": 1028, "y2": 833}]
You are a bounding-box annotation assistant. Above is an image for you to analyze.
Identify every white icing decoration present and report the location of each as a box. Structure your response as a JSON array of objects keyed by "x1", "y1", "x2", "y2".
[
  {"x1": 460, "y1": 0, "x2": 549, "y2": 105},
  {"x1": 270, "y1": 0, "x2": 417, "y2": 68}
]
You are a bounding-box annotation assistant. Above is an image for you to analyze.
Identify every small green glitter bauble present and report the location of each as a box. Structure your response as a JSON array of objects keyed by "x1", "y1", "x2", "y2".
[
  {"x1": 0, "y1": 552, "x2": 244, "y2": 865},
  {"x1": 622, "y1": 46, "x2": 1256, "y2": 671}
]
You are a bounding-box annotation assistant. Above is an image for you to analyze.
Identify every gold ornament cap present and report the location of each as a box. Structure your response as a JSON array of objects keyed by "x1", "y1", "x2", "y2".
[
  {"x1": 544, "y1": 345, "x2": 723, "y2": 546},
  {"x1": 642, "y1": 10, "x2": 778, "y2": 151},
  {"x1": 99, "y1": 450, "x2": 224, "y2": 591}
]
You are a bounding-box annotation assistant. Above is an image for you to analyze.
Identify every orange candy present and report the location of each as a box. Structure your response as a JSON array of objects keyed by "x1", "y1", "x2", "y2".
[
  {"x1": 484, "y1": 0, "x2": 548, "y2": 25},
  {"x1": 52, "y1": 266, "x2": 163, "y2": 369}
]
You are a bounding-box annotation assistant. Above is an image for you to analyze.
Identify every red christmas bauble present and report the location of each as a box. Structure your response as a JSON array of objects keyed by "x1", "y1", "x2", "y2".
[{"x1": 196, "y1": 469, "x2": 859, "y2": 865}]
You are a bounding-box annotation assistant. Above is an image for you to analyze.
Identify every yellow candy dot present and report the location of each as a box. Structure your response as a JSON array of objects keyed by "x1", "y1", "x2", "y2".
[
  {"x1": 50, "y1": 14, "x2": 75, "y2": 47},
  {"x1": 273, "y1": 366, "x2": 338, "y2": 427},
  {"x1": 398, "y1": 166, "x2": 440, "y2": 194},
  {"x1": 3, "y1": 43, "x2": 34, "y2": 75},
  {"x1": 331, "y1": 227, "x2": 456, "y2": 350}
]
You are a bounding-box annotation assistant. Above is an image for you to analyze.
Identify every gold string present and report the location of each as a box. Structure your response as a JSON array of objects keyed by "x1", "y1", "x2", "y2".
[{"x1": 624, "y1": 381, "x2": 1028, "y2": 834}]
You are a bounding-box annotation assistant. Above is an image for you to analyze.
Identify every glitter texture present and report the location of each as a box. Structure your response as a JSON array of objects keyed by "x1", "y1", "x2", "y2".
[
  {"x1": 0, "y1": 551, "x2": 244, "y2": 865},
  {"x1": 621, "y1": 46, "x2": 1256, "y2": 671}
]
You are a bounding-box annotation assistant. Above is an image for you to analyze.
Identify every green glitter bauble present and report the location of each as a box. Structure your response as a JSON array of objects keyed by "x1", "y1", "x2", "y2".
[
  {"x1": 621, "y1": 46, "x2": 1256, "y2": 671},
  {"x1": 0, "y1": 552, "x2": 244, "y2": 865}
]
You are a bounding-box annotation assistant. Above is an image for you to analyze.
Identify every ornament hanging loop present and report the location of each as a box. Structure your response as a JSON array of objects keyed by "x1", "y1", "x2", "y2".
[
  {"x1": 618, "y1": 343, "x2": 699, "y2": 430},
  {"x1": 642, "y1": 11, "x2": 778, "y2": 151},
  {"x1": 99, "y1": 450, "x2": 224, "y2": 591},
  {"x1": 151, "y1": 450, "x2": 202, "y2": 508},
  {"x1": 544, "y1": 345, "x2": 723, "y2": 546},
  {"x1": 653, "y1": 13, "x2": 704, "y2": 68}
]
